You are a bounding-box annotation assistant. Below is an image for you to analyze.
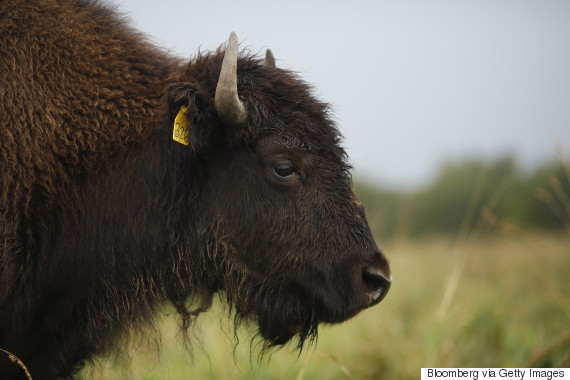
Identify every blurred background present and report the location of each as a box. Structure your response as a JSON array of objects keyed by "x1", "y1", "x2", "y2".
[{"x1": 83, "y1": 1, "x2": 570, "y2": 379}]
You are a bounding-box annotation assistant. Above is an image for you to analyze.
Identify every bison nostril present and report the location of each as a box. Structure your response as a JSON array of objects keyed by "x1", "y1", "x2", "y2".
[{"x1": 362, "y1": 267, "x2": 392, "y2": 307}]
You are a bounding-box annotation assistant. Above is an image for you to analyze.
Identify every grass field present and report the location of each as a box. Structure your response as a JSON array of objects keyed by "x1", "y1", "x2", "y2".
[{"x1": 81, "y1": 232, "x2": 570, "y2": 380}]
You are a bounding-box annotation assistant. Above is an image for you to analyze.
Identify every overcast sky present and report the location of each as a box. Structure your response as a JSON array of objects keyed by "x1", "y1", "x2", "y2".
[{"x1": 114, "y1": 0, "x2": 570, "y2": 189}]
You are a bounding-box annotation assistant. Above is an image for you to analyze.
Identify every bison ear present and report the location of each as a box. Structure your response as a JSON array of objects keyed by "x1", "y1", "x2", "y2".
[
  {"x1": 166, "y1": 82, "x2": 206, "y2": 121},
  {"x1": 166, "y1": 82, "x2": 211, "y2": 153}
]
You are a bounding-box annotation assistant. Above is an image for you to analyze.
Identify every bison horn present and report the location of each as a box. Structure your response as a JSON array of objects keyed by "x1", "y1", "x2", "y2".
[
  {"x1": 265, "y1": 49, "x2": 276, "y2": 68},
  {"x1": 215, "y1": 32, "x2": 248, "y2": 126}
]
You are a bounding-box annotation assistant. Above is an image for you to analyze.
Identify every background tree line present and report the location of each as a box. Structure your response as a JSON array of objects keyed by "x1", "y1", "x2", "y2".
[{"x1": 355, "y1": 156, "x2": 570, "y2": 241}]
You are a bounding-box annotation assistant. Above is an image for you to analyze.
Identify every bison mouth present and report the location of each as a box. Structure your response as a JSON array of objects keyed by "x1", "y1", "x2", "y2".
[{"x1": 216, "y1": 244, "x2": 391, "y2": 349}]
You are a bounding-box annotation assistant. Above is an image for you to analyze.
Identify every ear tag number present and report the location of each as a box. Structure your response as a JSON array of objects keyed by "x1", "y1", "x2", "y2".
[{"x1": 173, "y1": 105, "x2": 190, "y2": 146}]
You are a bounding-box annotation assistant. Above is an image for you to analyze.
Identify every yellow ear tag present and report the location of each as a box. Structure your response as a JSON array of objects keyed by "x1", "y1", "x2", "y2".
[{"x1": 173, "y1": 105, "x2": 190, "y2": 146}]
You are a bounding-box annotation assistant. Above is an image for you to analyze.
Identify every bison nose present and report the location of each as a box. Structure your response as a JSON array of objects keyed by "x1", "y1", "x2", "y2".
[{"x1": 362, "y1": 266, "x2": 392, "y2": 307}]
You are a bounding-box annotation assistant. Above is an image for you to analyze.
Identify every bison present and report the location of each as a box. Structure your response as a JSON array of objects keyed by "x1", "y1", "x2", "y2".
[{"x1": 0, "y1": 0, "x2": 391, "y2": 378}]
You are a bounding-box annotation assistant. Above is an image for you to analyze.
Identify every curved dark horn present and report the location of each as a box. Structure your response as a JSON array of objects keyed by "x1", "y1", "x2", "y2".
[
  {"x1": 215, "y1": 32, "x2": 247, "y2": 126},
  {"x1": 265, "y1": 49, "x2": 276, "y2": 68}
]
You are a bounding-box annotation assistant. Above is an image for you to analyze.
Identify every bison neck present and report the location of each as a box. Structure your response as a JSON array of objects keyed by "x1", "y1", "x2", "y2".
[
  {"x1": 60, "y1": 131, "x2": 208, "y2": 310},
  {"x1": 11, "y1": 132, "x2": 210, "y2": 378}
]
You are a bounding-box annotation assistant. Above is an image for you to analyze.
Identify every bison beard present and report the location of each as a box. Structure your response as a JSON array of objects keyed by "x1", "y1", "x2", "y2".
[{"x1": 0, "y1": 0, "x2": 391, "y2": 378}]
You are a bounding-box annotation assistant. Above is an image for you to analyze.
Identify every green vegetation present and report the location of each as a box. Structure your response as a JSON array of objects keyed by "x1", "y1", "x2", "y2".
[
  {"x1": 81, "y1": 156, "x2": 570, "y2": 379},
  {"x1": 356, "y1": 155, "x2": 570, "y2": 240}
]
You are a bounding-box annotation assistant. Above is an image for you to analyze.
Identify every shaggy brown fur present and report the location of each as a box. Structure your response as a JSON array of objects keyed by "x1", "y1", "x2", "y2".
[{"x1": 1, "y1": 0, "x2": 391, "y2": 379}]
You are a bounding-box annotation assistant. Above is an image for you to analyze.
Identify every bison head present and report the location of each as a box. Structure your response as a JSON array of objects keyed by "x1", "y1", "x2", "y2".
[{"x1": 166, "y1": 33, "x2": 391, "y2": 348}]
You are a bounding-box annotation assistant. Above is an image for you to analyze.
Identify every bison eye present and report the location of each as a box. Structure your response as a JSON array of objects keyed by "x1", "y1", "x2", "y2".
[{"x1": 272, "y1": 161, "x2": 299, "y2": 181}]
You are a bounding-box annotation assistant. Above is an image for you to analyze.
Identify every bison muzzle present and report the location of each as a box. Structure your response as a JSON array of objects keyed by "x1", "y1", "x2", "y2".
[{"x1": 0, "y1": 1, "x2": 391, "y2": 378}]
